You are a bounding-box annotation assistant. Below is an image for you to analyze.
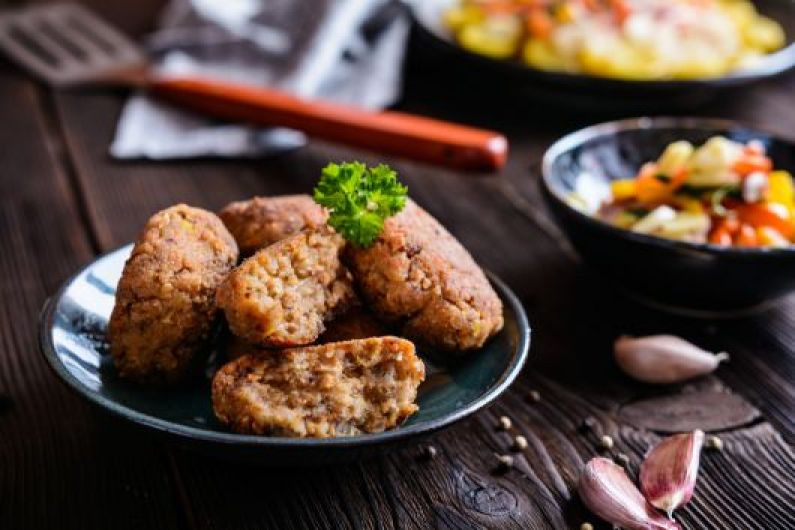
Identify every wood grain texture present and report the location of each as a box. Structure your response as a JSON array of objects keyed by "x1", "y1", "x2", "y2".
[
  {"x1": 0, "y1": 63, "x2": 182, "y2": 530},
  {"x1": 51, "y1": 82, "x2": 795, "y2": 529},
  {"x1": 2, "y1": 0, "x2": 794, "y2": 528}
]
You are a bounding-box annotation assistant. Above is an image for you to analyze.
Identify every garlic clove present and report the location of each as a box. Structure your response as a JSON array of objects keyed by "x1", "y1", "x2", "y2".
[
  {"x1": 614, "y1": 335, "x2": 729, "y2": 384},
  {"x1": 640, "y1": 430, "x2": 705, "y2": 518},
  {"x1": 579, "y1": 457, "x2": 682, "y2": 530}
]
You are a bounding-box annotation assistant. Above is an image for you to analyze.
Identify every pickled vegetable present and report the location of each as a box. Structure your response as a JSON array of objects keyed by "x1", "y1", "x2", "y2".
[{"x1": 573, "y1": 136, "x2": 795, "y2": 248}]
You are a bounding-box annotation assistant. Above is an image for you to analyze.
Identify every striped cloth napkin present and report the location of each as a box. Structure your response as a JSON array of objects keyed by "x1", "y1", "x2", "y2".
[{"x1": 111, "y1": 0, "x2": 409, "y2": 159}]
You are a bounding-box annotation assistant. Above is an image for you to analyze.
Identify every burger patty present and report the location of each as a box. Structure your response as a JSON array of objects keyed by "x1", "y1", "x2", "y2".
[
  {"x1": 219, "y1": 195, "x2": 327, "y2": 256},
  {"x1": 212, "y1": 337, "x2": 425, "y2": 438},
  {"x1": 346, "y1": 200, "x2": 503, "y2": 352},
  {"x1": 216, "y1": 227, "x2": 356, "y2": 347},
  {"x1": 108, "y1": 204, "x2": 239, "y2": 383}
]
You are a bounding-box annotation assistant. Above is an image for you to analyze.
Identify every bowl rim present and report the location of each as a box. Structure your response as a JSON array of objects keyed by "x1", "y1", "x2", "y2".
[
  {"x1": 540, "y1": 116, "x2": 795, "y2": 257},
  {"x1": 408, "y1": 0, "x2": 795, "y2": 87},
  {"x1": 39, "y1": 244, "x2": 531, "y2": 450}
]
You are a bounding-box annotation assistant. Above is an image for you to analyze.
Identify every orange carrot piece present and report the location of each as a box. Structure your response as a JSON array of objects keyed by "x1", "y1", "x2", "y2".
[
  {"x1": 634, "y1": 164, "x2": 688, "y2": 203},
  {"x1": 609, "y1": 0, "x2": 632, "y2": 24},
  {"x1": 733, "y1": 154, "x2": 772, "y2": 176},
  {"x1": 735, "y1": 223, "x2": 759, "y2": 247},
  {"x1": 669, "y1": 167, "x2": 689, "y2": 190},
  {"x1": 527, "y1": 7, "x2": 553, "y2": 39},
  {"x1": 709, "y1": 217, "x2": 739, "y2": 246},
  {"x1": 735, "y1": 203, "x2": 794, "y2": 238},
  {"x1": 709, "y1": 231, "x2": 733, "y2": 246}
]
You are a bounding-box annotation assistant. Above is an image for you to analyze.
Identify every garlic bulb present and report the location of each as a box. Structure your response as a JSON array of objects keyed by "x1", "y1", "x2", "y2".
[
  {"x1": 579, "y1": 457, "x2": 681, "y2": 530},
  {"x1": 640, "y1": 430, "x2": 705, "y2": 518},
  {"x1": 614, "y1": 335, "x2": 729, "y2": 384}
]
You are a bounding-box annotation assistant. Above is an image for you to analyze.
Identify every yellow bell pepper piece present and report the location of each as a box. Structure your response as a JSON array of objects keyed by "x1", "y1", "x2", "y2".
[
  {"x1": 744, "y1": 16, "x2": 786, "y2": 52},
  {"x1": 554, "y1": 2, "x2": 577, "y2": 24},
  {"x1": 768, "y1": 171, "x2": 795, "y2": 208},
  {"x1": 657, "y1": 141, "x2": 694, "y2": 176},
  {"x1": 720, "y1": 0, "x2": 757, "y2": 31},
  {"x1": 444, "y1": 6, "x2": 485, "y2": 32},
  {"x1": 458, "y1": 17, "x2": 521, "y2": 60},
  {"x1": 578, "y1": 41, "x2": 660, "y2": 80},
  {"x1": 523, "y1": 39, "x2": 568, "y2": 71},
  {"x1": 672, "y1": 196, "x2": 705, "y2": 214},
  {"x1": 610, "y1": 179, "x2": 636, "y2": 201}
]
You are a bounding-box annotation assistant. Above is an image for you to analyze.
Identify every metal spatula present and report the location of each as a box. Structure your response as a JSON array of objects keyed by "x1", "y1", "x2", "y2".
[{"x1": 0, "y1": 3, "x2": 507, "y2": 171}]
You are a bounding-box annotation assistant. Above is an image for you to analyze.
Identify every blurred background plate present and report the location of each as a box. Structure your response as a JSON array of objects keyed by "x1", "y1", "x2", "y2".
[
  {"x1": 407, "y1": 0, "x2": 795, "y2": 113},
  {"x1": 39, "y1": 244, "x2": 530, "y2": 465}
]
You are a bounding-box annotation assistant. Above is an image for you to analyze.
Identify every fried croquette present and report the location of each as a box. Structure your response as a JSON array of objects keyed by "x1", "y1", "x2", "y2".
[
  {"x1": 108, "y1": 204, "x2": 239, "y2": 383},
  {"x1": 212, "y1": 337, "x2": 425, "y2": 437},
  {"x1": 346, "y1": 200, "x2": 503, "y2": 352},
  {"x1": 219, "y1": 195, "x2": 327, "y2": 255},
  {"x1": 222, "y1": 309, "x2": 386, "y2": 361},
  {"x1": 216, "y1": 227, "x2": 356, "y2": 347}
]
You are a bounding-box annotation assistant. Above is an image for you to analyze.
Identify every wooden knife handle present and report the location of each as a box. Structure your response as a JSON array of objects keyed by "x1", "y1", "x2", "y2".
[{"x1": 148, "y1": 77, "x2": 508, "y2": 171}]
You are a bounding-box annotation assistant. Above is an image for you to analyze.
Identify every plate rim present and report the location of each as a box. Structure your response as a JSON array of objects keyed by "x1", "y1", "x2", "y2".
[{"x1": 39, "y1": 244, "x2": 531, "y2": 449}]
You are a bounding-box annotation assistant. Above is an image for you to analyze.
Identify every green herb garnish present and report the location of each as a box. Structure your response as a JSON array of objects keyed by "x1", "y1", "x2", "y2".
[{"x1": 313, "y1": 162, "x2": 408, "y2": 247}]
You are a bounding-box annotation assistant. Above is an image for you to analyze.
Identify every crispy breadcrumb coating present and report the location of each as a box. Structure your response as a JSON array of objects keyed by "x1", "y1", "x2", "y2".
[
  {"x1": 346, "y1": 200, "x2": 503, "y2": 351},
  {"x1": 219, "y1": 195, "x2": 327, "y2": 255},
  {"x1": 222, "y1": 309, "x2": 386, "y2": 361},
  {"x1": 108, "y1": 204, "x2": 239, "y2": 383},
  {"x1": 212, "y1": 337, "x2": 425, "y2": 437},
  {"x1": 216, "y1": 227, "x2": 356, "y2": 347}
]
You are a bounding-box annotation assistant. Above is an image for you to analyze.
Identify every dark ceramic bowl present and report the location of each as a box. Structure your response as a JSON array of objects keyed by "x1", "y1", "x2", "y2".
[
  {"x1": 39, "y1": 244, "x2": 530, "y2": 465},
  {"x1": 540, "y1": 117, "x2": 795, "y2": 315},
  {"x1": 408, "y1": 0, "x2": 795, "y2": 112}
]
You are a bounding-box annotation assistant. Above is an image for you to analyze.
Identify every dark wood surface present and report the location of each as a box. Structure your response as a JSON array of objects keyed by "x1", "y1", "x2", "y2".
[{"x1": 1, "y1": 1, "x2": 794, "y2": 529}]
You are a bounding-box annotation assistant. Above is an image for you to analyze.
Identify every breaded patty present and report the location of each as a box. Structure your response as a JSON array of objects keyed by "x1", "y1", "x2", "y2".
[
  {"x1": 346, "y1": 200, "x2": 503, "y2": 352},
  {"x1": 108, "y1": 204, "x2": 239, "y2": 383},
  {"x1": 219, "y1": 195, "x2": 327, "y2": 255},
  {"x1": 216, "y1": 227, "x2": 356, "y2": 347},
  {"x1": 212, "y1": 337, "x2": 425, "y2": 437},
  {"x1": 318, "y1": 308, "x2": 389, "y2": 344},
  {"x1": 222, "y1": 309, "x2": 386, "y2": 361}
]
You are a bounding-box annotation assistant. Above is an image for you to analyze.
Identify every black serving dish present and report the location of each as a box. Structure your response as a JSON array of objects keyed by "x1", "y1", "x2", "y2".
[
  {"x1": 408, "y1": 0, "x2": 795, "y2": 113},
  {"x1": 541, "y1": 117, "x2": 795, "y2": 316},
  {"x1": 39, "y1": 244, "x2": 530, "y2": 466}
]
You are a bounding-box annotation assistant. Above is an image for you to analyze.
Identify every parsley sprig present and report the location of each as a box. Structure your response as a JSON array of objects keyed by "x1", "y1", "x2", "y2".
[{"x1": 313, "y1": 162, "x2": 408, "y2": 247}]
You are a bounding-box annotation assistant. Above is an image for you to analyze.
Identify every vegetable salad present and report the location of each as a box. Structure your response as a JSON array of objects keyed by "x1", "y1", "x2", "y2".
[
  {"x1": 571, "y1": 136, "x2": 795, "y2": 247},
  {"x1": 444, "y1": 0, "x2": 785, "y2": 79}
]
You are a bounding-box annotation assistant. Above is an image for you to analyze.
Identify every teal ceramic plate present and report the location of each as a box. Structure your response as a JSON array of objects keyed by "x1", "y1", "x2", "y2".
[{"x1": 39, "y1": 244, "x2": 530, "y2": 465}]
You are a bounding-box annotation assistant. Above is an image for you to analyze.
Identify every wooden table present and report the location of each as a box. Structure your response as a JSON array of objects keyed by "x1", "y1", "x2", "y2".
[{"x1": 2, "y1": 1, "x2": 794, "y2": 528}]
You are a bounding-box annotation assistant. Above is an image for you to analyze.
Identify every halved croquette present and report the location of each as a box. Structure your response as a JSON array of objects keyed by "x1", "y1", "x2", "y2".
[{"x1": 212, "y1": 337, "x2": 425, "y2": 437}]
